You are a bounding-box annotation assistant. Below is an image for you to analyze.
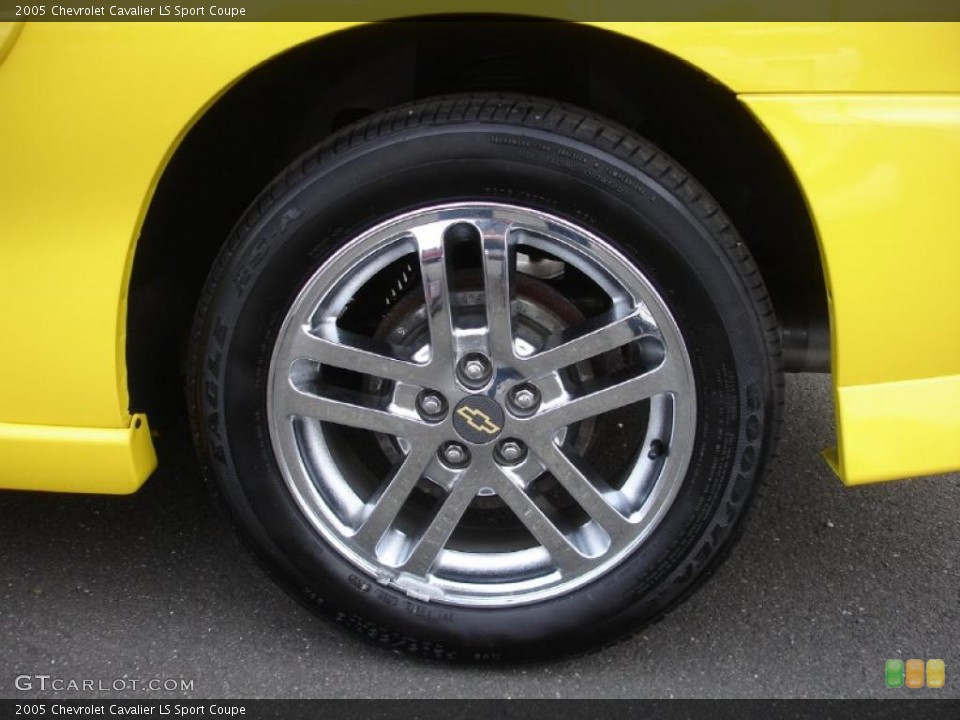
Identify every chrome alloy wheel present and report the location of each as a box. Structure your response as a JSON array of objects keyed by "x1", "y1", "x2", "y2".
[{"x1": 268, "y1": 203, "x2": 696, "y2": 607}]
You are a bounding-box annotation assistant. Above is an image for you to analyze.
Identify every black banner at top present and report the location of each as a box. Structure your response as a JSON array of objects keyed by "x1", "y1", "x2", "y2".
[{"x1": 2, "y1": 0, "x2": 960, "y2": 21}]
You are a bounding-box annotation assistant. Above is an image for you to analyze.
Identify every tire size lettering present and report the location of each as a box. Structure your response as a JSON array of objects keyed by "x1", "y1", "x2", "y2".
[{"x1": 402, "y1": 600, "x2": 455, "y2": 624}]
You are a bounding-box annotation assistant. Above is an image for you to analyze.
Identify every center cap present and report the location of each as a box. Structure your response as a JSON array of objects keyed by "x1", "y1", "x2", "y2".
[{"x1": 452, "y1": 395, "x2": 505, "y2": 444}]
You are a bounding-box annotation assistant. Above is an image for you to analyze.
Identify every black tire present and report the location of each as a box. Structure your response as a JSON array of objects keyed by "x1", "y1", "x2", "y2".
[{"x1": 188, "y1": 94, "x2": 782, "y2": 663}]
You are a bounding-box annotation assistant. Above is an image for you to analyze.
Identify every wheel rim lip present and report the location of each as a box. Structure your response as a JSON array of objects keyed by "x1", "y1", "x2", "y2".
[{"x1": 267, "y1": 202, "x2": 697, "y2": 607}]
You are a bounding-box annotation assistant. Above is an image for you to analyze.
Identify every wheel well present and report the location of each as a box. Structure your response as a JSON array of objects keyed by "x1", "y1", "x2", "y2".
[{"x1": 128, "y1": 19, "x2": 827, "y2": 424}]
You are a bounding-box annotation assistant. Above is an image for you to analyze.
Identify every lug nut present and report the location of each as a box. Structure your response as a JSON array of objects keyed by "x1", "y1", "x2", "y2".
[
  {"x1": 440, "y1": 442, "x2": 470, "y2": 468},
  {"x1": 495, "y1": 439, "x2": 527, "y2": 465},
  {"x1": 509, "y1": 383, "x2": 541, "y2": 415},
  {"x1": 513, "y1": 389, "x2": 536, "y2": 408},
  {"x1": 417, "y1": 390, "x2": 447, "y2": 421},
  {"x1": 464, "y1": 360, "x2": 486, "y2": 380},
  {"x1": 457, "y1": 353, "x2": 492, "y2": 387},
  {"x1": 421, "y1": 395, "x2": 443, "y2": 415}
]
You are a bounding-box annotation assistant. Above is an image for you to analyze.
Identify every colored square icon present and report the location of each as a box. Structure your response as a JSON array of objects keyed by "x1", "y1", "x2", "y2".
[
  {"x1": 926, "y1": 659, "x2": 945, "y2": 689},
  {"x1": 885, "y1": 659, "x2": 904, "y2": 688},
  {"x1": 905, "y1": 659, "x2": 925, "y2": 688}
]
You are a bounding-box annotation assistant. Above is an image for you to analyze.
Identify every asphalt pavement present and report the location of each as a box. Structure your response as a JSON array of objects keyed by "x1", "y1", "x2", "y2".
[{"x1": 2, "y1": 374, "x2": 958, "y2": 699}]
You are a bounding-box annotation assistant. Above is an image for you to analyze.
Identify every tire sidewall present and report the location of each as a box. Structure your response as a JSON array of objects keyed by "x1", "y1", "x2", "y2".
[{"x1": 191, "y1": 118, "x2": 776, "y2": 662}]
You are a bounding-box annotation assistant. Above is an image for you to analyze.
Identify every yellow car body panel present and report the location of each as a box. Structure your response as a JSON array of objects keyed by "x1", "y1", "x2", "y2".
[
  {"x1": 0, "y1": 22, "x2": 23, "y2": 62},
  {"x1": 0, "y1": 414, "x2": 156, "y2": 495},
  {"x1": 0, "y1": 20, "x2": 958, "y2": 492},
  {"x1": 744, "y1": 95, "x2": 960, "y2": 483}
]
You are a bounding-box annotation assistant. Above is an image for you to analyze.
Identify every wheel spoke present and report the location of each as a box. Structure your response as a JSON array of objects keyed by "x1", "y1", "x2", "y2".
[
  {"x1": 532, "y1": 440, "x2": 632, "y2": 542},
  {"x1": 352, "y1": 446, "x2": 434, "y2": 550},
  {"x1": 276, "y1": 382, "x2": 423, "y2": 437},
  {"x1": 400, "y1": 470, "x2": 478, "y2": 576},
  {"x1": 532, "y1": 361, "x2": 676, "y2": 432},
  {"x1": 490, "y1": 473, "x2": 591, "y2": 575},
  {"x1": 479, "y1": 219, "x2": 516, "y2": 361},
  {"x1": 289, "y1": 323, "x2": 434, "y2": 387},
  {"x1": 412, "y1": 223, "x2": 456, "y2": 368},
  {"x1": 516, "y1": 308, "x2": 650, "y2": 377}
]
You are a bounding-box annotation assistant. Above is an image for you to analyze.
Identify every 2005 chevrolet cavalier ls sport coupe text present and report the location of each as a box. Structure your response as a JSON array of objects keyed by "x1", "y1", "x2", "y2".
[{"x1": 0, "y1": 18, "x2": 958, "y2": 662}]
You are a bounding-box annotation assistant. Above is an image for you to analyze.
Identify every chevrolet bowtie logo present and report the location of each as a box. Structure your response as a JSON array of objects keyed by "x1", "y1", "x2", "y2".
[{"x1": 456, "y1": 406, "x2": 502, "y2": 435}]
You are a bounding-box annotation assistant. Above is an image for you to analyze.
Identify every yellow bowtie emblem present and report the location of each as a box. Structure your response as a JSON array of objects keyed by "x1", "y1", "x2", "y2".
[{"x1": 456, "y1": 406, "x2": 501, "y2": 435}]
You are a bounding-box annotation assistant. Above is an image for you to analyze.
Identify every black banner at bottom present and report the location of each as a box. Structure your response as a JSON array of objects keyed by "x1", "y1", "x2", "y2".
[{"x1": 2, "y1": 700, "x2": 960, "y2": 720}]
